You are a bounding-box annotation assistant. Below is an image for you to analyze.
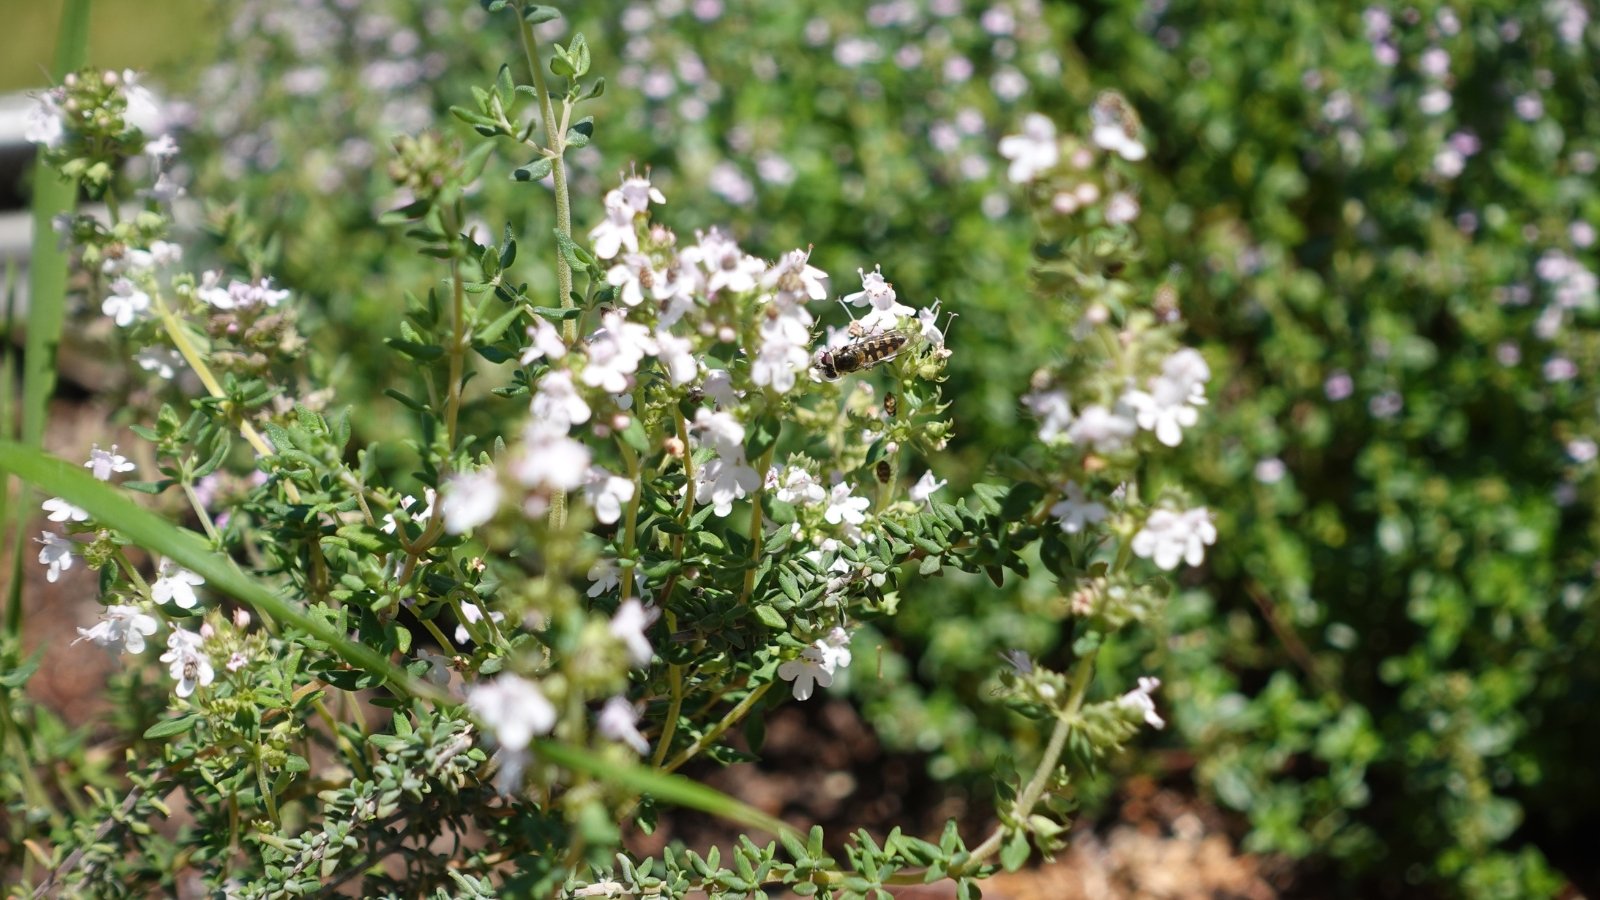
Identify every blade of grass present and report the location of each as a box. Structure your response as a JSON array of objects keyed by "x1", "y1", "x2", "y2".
[
  {"x1": 536, "y1": 739, "x2": 801, "y2": 843},
  {"x1": 0, "y1": 440, "x2": 445, "y2": 703},
  {"x1": 9, "y1": 0, "x2": 93, "y2": 639}
]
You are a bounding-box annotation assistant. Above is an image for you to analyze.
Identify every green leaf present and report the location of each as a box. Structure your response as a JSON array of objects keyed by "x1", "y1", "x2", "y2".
[
  {"x1": 514, "y1": 156, "x2": 555, "y2": 183},
  {"x1": 143, "y1": 716, "x2": 197, "y2": 739},
  {"x1": 521, "y1": 5, "x2": 560, "y2": 24},
  {"x1": 0, "y1": 443, "x2": 442, "y2": 704},
  {"x1": 999, "y1": 829, "x2": 1030, "y2": 872},
  {"x1": 753, "y1": 605, "x2": 787, "y2": 630}
]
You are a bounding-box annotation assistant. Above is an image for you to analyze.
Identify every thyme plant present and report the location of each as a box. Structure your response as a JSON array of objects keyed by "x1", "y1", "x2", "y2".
[{"x1": 4, "y1": 4, "x2": 1215, "y2": 896}]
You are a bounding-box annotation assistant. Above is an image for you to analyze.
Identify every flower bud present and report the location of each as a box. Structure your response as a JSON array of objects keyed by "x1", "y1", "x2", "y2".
[
  {"x1": 233, "y1": 608, "x2": 252, "y2": 630},
  {"x1": 199, "y1": 622, "x2": 215, "y2": 640},
  {"x1": 664, "y1": 436, "x2": 685, "y2": 457}
]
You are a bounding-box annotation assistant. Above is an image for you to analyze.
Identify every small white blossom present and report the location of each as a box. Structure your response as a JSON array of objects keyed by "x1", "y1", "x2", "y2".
[
  {"x1": 1132, "y1": 507, "x2": 1216, "y2": 570},
  {"x1": 76, "y1": 604, "x2": 159, "y2": 655},
  {"x1": 584, "y1": 467, "x2": 636, "y2": 525},
  {"x1": 1050, "y1": 481, "x2": 1107, "y2": 534},
  {"x1": 440, "y1": 469, "x2": 504, "y2": 534},
  {"x1": 654, "y1": 328, "x2": 699, "y2": 386},
  {"x1": 136, "y1": 347, "x2": 184, "y2": 379},
  {"x1": 530, "y1": 369, "x2": 592, "y2": 433},
  {"x1": 692, "y1": 408, "x2": 747, "y2": 454},
  {"x1": 519, "y1": 320, "x2": 568, "y2": 364},
  {"x1": 778, "y1": 628, "x2": 853, "y2": 701},
  {"x1": 37, "y1": 532, "x2": 75, "y2": 583},
  {"x1": 380, "y1": 489, "x2": 436, "y2": 534},
  {"x1": 160, "y1": 628, "x2": 215, "y2": 698},
  {"x1": 1067, "y1": 404, "x2": 1138, "y2": 452},
  {"x1": 103, "y1": 278, "x2": 151, "y2": 327},
  {"x1": 770, "y1": 466, "x2": 827, "y2": 505},
  {"x1": 589, "y1": 189, "x2": 639, "y2": 260},
  {"x1": 85, "y1": 444, "x2": 136, "y2": 481},
  {"x1": 842, "y1": 266, "x2": 915, "y2": 332},
  {"x1": 512, "y1": 425, "x2": 592, "y2": 493},
  {"x1": 454, "y1": 601, "x2": 506, "y2": 644},
  {"x1": 909, "y1": 470, "x2": 947, "y2": 505},
  {"x1": 1105, "y1": 192, "x2": 1140, "y2": 225},
  {"x1": 582, "y1": 311, "x2": 656, "y2": 395},
  {"x1": 1117, "y1": 676, "x2": 1165, "y2": 729},
  {"x1": 616, "y1": 173, "x2": 667, "y2": 213},
  {"x1": 42, "y1": 497, "x2": 90, "y2": 523},
  {"x1": 610, "y1": 599, "x2": 659, "y2": 667},
  {"x1": 1023, "y1": 389, "x2": 1074, "y2": 443},
  {"x1": 151, "y1": 560, "x2": 206, "y2": 610},
  {"x1": 823, "y1": 482, "x2": 871, "y2": 527},
  {"x1": 24, "y1": 90, "x2": 65, "y2": 149},
  {"x1": 597, "y1": 696, "x2": 649, "y2": 753},
  {"x1": 998, "y1": 113, "x2": 1059, "y2": 183},
  {"x1": 467, "y1": 674, "x2": 557, "y2": 752},
  {"x1": 1090, "y1": 97, "x2": 1147, "y2": 161},
  {"x1": 682, "y1": 227, "x2": 766, "y2": 295}
]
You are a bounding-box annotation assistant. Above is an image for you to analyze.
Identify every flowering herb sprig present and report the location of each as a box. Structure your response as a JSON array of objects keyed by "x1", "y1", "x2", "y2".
[{"x1": 11, "y1": 5, "x2": 1210, "y2": 897}]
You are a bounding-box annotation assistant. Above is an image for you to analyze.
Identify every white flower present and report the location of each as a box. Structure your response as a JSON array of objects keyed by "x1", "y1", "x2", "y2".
[
  {"x1": 440, "y1": 469, "x2": 504, "y2": 534},
  {"x1": 1090, "y1": 97, "x2": 1147, "y2": 161},
  {"x1": 380, "y1": 489, "x2": 436, "y2": 534},
  {"x1": 998, "y1": 113, "x2": 1059, "y2": 183},
  {"x1": 605, "y1": 253, "x2": 657, "y2": 307},
  {"x1": 610, "y1": 598, "x2": 659, "y2": 668},
  {"x1": 136, "y1": 347, "x2": 184, "y2": 379},
  {"x1": 692, "y1": 408, "x2": 746, "y2": 454},
  {"x1": 778, "y1": 629, "x2": 853, "y2": 701},
  {"x1": 85, "y1": 444, "x2": 136, "y2": 481},
  {"x1": 589, "y1": 189, "x2": 639, "y2": 260},
  {"x1": 24, "y1": 91, "x2": 65, "y2": 149},
  {"x1": 915, "y1": 301, "x2": 948, "y2": 346},
  {"x1": 584, "y1": 467, "x2": 636, "y2": 525},
  {"x1": 1023, "y1": 389, "x2": 1074, "y2": 444},
  {"x1": 597, "y1": 696, "x2": 649, "y2": 753},
  {"x1": 530, "y1": 369, "x2": 592, "y2": 433},
  {"x1": 196, "y1": 273, "x2": 290, "y2": 310},
  {"x1": 1132, "y1": 507, "x2": 1216, "y2": 570},
  {"x1": 151, "y1": 560, "x2": 206, "y2": 609},
  {"x1": 160, "y1": 629, "x2": 215, "y2": 698},
  {"x1": 467, "y1": 674, "x2": 557, "y2": 752},
  {"x1": 770, "y1": 466, "x2": 827, "y2": 505},
  {"x1": 454, "y1": 601, "x2": 506, "y2": 644},
  {"x1": 1050, "y1": 481, "x2": 1107, "y2": 534},
  {"x1": 1105, "y1": 192, "x2": 1140, "y2": 225},
  {"x1": 616, "y1": 174, "x2": 666, "y2": 213},
  {"x1": 682, "y1": 228, "x2": 765, "y2": 295},
  {"x1": 762, "y1": 248, "x2": 830, "y2": 304},
  {"x1": 823, "y1": 482, "x2": 870, "y2": 527},
  {"x1": 1067, "y1": 404, "x2": 1137, "y2": 452},
  {"x1": 42, "y1": 497, "x2": 90, "y2": 523},
  {"x1": 512, "y1": 425, "x2": 592, "y2": 493},
  {"x1": 842, "y1": 266, "x2": 915, "y2": 332},
  {"x1": 76, "y1": 604, "x2": 158, "y2": 655},
  {"x1": 519, "y1": 320, "x2": 568, "y2": 364},
  {"x1": 582, "y1": 312, "x2": 656, "y2": 395},
  {"x1": 1122, "y1": 349, "x2": 1210, "y2": 447},
  {"x1": 37, "y1": 532, "x2": 75, "y2": 583},
  {"x1": 103, "y1": 278, "x2": 151, "y2": 327},
  {"x1": 1117, "y1": 676, "x2": 1165, "y2": 729},
  {"x1": 587, "y1": 559, "x2": 622, "y2": 597},
  {"x1": 653, "y1": 328, "x2": 699, "y2": 386},
  {"x1": 909, "y1": 470, "x2": 947, "y2": 505}
]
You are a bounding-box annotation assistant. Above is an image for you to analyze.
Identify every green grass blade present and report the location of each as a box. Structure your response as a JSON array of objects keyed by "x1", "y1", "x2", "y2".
[
  {"x1": 535, "y1": 739, "x2": 801, "y2": 842},
  {"x1": 0, "y1": 440, "x2": 442, "y2": 702},
  {"x1": 3, "y1": 262, "x2": 20, "y2": 637},
  {"x1": 21, "y1": 0, "x2": 91, "y2": 448}
]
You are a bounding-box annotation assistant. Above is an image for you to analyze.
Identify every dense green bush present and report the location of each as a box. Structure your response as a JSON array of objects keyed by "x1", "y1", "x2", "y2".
[{"x1": 66, "y1": 0, "x2": 1600, "y2": 896}]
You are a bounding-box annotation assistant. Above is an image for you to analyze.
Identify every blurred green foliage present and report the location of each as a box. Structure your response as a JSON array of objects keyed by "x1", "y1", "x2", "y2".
[{"x1": 150, "y1": 0, "x2": 1600, "y2": 897}]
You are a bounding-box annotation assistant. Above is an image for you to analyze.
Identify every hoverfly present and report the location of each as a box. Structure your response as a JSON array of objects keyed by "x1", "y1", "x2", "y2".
[{"x1": 813, "y1": 329, "x2": 910, "y2": 380}]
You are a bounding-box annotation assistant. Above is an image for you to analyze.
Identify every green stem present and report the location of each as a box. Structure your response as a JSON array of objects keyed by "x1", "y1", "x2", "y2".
[
  {"x1": 518, "y1": 7, "x2": 577, "y2": 531},
  {"x1": 663, "y1": 681, "x2": 772, "y2": 773},
  {"x1": 738, "y1": 445, "x2": 778, "y2": 604}
]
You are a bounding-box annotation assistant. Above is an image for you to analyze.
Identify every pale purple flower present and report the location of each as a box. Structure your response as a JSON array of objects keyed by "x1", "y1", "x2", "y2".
[
  {"x1": 1105, "y1": 192, "x2": 1140, "y2": 225},
  {"x1": 76, "y1": 604, "x2": 159, "y2": 655},
  {"x1": 842, "y1": 266, "x2": 915, "y2": 332},
  {"x1": 683, "y1": 228, "x2": 766, "y2": 296},
  {"x1": 530, "y1": 369, "x2": 592, "y2": 433},
  {"x1": 597, "y1": 696, "x2": 649, "y2": 753},
  {"x1": 582, "y1": 311, "x2": 656, "y2": 395},
  {"x1": 909, "y1": 470, "x2": 947, "y2": 505},
  {"x1": 589, "y1": 189, "x2": 639, "y2": 260},
  {"x1": 467, "y1": 674, "x2": 557, "y2": 752},
  {"x1": 1132, "y1": 507, "x2": 1216, "y2": 570},
  {"x1": 998, "y1": 113, "x2": 1059, "y2": 183},
  {"x1": 85, "y1": 444, "x2": 136, "y2": 481}
]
